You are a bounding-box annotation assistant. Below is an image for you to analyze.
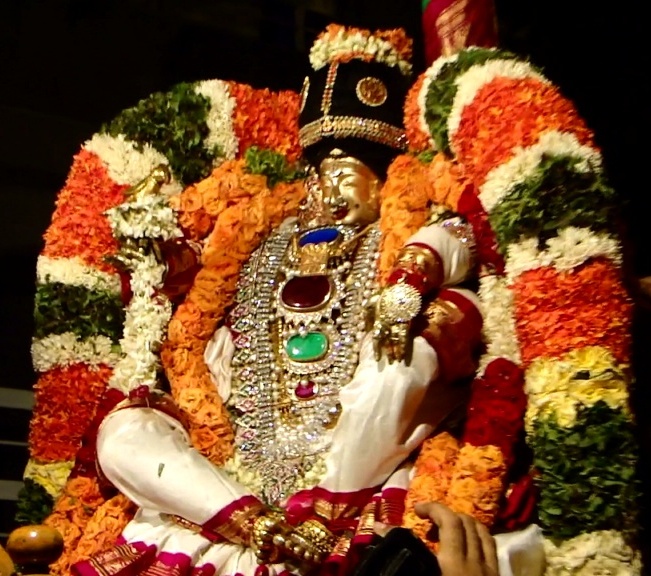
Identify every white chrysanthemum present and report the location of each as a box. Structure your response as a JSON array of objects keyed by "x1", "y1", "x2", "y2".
[
  {"x1": 194, "y1": 80, "x2": 239, "y2": 162},
  {"x1": 84, "y1": 133, "x2": 181, "y2": 197},
  {"x1": 477, "y1": 274, "x2": 521, "y2": 374},
  {"x1": 108, "y1": 254, "x2": 173, "y2": 393},
  {"x1": 524, "y1": 347, "x2": 631, "y2": 431},
  {"x1": 23, "y1": 459, "x2": 74, "y2": 499},
  {"x1": 31, "y1": 333, "x2": 121, "y2": 372},
  {"x1": 36, "y1": 255, "x2": 121, "y2": 293},
  {"x1": 106, "y1": 194, "x2": 182, "y2": 241},
  {"x1": 479, "y1": 130, "x2": 602, "y2": 213},
  {"x1": 448, "y1": 59, "x2": 548, "y2": 146},
  {"x1": 505, "y1": 228, "x2": 622, "y2": 283},
  {"x1": 309, "y1": 31, "x2": 411, "y2": 74},
  {"x1": 544, "y1": 531, "x2": 642, "y2": 576}
]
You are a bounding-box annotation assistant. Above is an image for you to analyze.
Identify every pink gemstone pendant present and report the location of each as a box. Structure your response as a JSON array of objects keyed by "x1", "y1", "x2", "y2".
[{"x1": 294, "y1": 381, "x2": 318, "y2": 400}]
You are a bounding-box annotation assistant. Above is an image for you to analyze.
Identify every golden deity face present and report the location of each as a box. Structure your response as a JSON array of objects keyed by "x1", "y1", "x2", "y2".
[{"x1": 318, "y1": 150, "x2": 382, "y2": 227}]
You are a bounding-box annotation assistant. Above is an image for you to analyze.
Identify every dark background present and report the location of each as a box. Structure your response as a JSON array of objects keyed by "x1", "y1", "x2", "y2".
[{"x1": 1, "y1": 0, "x2": 649, "y2": 568}]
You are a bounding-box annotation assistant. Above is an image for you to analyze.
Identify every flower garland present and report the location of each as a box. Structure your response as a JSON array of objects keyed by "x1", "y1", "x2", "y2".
[
  {"x1": 22, "y1": 79, "x2": 300, "y2": 570},
  {"x1": 407, "y1": 46, "x2": 640, "y2": 573},
  {"x1": 161, "y1": 158, "x2": 306, "y2": 465},
  {"x1": 309, "y1": 23, "x2": 413, "y2": 74}
]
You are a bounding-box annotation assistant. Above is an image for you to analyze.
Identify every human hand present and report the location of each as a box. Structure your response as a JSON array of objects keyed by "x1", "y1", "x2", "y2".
[{"x1": 415, "y1": 502, "x2": 498, "y2": 576}]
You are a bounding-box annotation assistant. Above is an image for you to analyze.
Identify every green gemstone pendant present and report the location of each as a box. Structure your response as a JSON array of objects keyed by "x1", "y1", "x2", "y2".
[{"x1": 286, "y1": 332, "x2": 329, "y2": 362}]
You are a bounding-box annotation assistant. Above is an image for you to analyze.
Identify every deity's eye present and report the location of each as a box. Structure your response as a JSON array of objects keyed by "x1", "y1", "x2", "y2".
[
  {"x1": 356, "y1": 77, "x2": 388, "y2": 107},
  {"x1": 300, "y1": 76, "x2": 310, "y2": 113}
]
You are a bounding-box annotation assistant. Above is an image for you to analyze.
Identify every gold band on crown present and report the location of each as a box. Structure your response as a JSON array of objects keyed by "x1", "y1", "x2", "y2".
[{"x1": 299, "y1": 115, "x2": 408, "y2": 151}]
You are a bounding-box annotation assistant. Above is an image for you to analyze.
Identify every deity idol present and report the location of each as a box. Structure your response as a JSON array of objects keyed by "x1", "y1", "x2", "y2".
[
  {"x1": 69, "y1": 25, "x2": 524, "y2": 576},
  {"x1": 28, "y1": 17, "x2": 638, "y2": 576}
]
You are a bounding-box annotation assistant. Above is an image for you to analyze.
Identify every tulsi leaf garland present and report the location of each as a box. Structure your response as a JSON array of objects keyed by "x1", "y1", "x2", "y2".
[
  {"x1": 14, "y1": 479, "x2": 55, "y2": 526},
  {"x1": 530, "y1": 402, "x2": 639, "y2": 540},
  {"x1": 33, "y1": 283, "x2": 125, "y2": 341},
  {"x1": 244, "y1": 146, "x2": 307, "y2": 188},
  {"x1": 102, "y1": 82, "x2": 219, "y2": 186},
  {"x1": 489, "y1": 155, "x2": 619, "y2": 251},
  {"x1": 423, "y1": 48, "x2": 523, "y2": 153}
]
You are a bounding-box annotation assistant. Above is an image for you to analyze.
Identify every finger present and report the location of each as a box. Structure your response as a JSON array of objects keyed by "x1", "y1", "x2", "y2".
[
  {"x1": 476, "y1": 521, "x2": 498, "y2": 574},
  {"x1": 459, "y1": 514, "x2": 483, "y2": 563},
  {"x1": 414, "y1": 502, "x2": 465, "y2": 555}
]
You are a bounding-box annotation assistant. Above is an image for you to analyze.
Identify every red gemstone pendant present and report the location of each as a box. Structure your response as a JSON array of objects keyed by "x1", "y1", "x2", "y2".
[{"x1": 280, "y1": 275, "x2": 332, "y2": 311}]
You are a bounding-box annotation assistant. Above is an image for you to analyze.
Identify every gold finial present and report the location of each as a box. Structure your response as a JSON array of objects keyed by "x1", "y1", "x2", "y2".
[{"x1": 126, "y1": 164, "x2": 171, "y2": 201}]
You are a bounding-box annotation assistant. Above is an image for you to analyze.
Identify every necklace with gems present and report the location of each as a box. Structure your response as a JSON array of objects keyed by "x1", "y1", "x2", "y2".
[{"x1": 226, "y1": 217, "x2": 380, "y2": 505}]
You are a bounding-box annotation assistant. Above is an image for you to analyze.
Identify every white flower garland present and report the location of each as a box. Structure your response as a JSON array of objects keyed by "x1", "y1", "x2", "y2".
[
  {"x1": 36, "y1": 255, "x2": 121, "y2": 294},
  {"x1": 448, "y1": 59, "x2": 548, "y2": 148},
  {"x1": 194, "y1": 80, "x2": 239, "y2": 162},
  {"x1": 524, "y1": 347, "x2": 631, "y2": 431},
  {"x1": 543, "y1": 530, "x2": 642, "y2": 576},
  {"x1": 105, "y1": 183, "x2": 181, "y2": 393},
  {"x1": 478, "y1": 130, "x2": 602, "y2": 213},
  {"x1": 105, "y1": 194, "x2": 183, "y2": 241},
  {"x1": 505, "y1": 228, "x2": 623, "y2": 284},
  {"x1": 476, "y1": 274, "x2": 521, "y2": 374},
  {"x1": 31, "y1": 333, "x2": 121, "y2": 372},
  {"x1": 309, "y1": 29, "x2": 411, "y2": 74},
  {"x1": 85, "y1": 133, "x2": 183, "y2": 197},
  {"x1": 107, "y1": 253, "x2": 172, "y2": 393}
]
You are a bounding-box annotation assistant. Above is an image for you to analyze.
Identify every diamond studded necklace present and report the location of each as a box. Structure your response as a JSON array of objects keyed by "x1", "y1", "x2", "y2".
[{"x1": 226, "y1": 218, "x2": 380, "y2": 505}]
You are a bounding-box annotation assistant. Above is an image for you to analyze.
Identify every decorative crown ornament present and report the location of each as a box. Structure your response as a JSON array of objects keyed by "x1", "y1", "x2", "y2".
[{"x1": 298, "y1": 24, "x2": 414, "y2": 178}]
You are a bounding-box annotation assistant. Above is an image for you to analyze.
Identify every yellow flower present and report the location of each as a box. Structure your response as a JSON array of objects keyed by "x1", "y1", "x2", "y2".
[
  {"x1": 23, "y1": 459, "x2": 74, "y2": 498},
  {"x1": 524, "y1": 346, "x2": 631, "y2": 430}
]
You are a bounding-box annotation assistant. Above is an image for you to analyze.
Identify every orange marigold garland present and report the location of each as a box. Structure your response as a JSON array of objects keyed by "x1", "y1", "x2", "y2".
[
  {"x1": 512, "y1": 259, "x2": 633, "y2": 367},
  {"x1": 402, "y1": 432, "x2": 461, "y2": 552},
  {"x1": 451, "y1": 77, "x2": 594, "y2": 184},
  {"x1": 42, "y1": 149, "x2": 127, "y2": 271},
  {"x1": 29, "y1": 364, "x2": 113, "y2": 463},
  {"x1": 162, "y1": 161, "x2": 306, "y2": 465},
  {"x1": 44, "y1": 476, "x2": 105, "y2": 576}
]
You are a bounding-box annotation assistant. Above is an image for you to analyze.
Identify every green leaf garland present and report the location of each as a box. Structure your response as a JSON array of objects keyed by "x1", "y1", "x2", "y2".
[
  {"x1": 34, "y1": 282, "x2": 125, "y2": 342},
  {"x1": 489, "y1": 154, "x2": 620, "y2": 252},
  {"x1": 102, "y1": 82, "x2": 220, "y2": 186},
  {"x1": 530, "y1": 401, "x2": 639, "y2": 540},
  {"x1": 244, "y1": 146, "x2": 306, "y2": 188},
  {"x1": 424, "y1": 48, "x2": 522, "y2": 154},
  {"x1": 14, "y1": 478, "x2": 54, "y2": 526}
]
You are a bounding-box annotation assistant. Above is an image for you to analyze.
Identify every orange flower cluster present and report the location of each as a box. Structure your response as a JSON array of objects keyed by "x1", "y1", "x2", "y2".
[
  {"x1": 227, "y1": 81, "x2": 301, "y2": 162},
  {"x1": 29, "y1": 363, "x2": 112, "y2": 462},
  {"x1": 444, "y1": 444, "x2": 507, "y2": 526},
  {"x1": 450, "y1": 77, "x2": 595, "y2": 185},
  {"x1": 162, "y1": 160, "x2": 305, "y2": 465},
  {"x1": 67, "y1": 494, "x2": 136, "y2": 567},
  {"x1": 378, "y1": 155, "x2": 431, "y2": 281},
  {"x1": 316, "y1": 24, "x2": 413, "y2": 65},
  {"x1": 44, "y1": 476, "x2": 104, "y2": 576},
  {"x1": 42, "y1": 149, "x2": 128, "y2": 272},
  {"x1": 512, "y1": 258, "x2": 633, "y2": 367},
  {"x1": 379, "y1": 152, "x2": 469, "y2": 281},
  {"x1": 403, "y1": 75, "x2": 431, "y2": 153},
  {"x1": 403, "y1": 432, "x2": 460, "y2": 552}
]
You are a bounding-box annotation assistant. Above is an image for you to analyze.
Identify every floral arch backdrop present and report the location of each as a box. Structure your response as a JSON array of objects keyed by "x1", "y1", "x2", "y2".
[{"x1": 19, "y1": 43, "x2": 641, "y2": 575}]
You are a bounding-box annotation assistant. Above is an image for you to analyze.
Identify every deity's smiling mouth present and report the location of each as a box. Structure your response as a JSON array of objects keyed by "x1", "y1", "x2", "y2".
[{"x1": 332, "y1": 204, "x2": 349, "y2": 220}]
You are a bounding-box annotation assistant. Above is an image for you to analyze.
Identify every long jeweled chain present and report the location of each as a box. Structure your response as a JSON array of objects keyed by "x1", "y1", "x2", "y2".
[{"x1": 227, "y1": 219, "x2": 380, "y2": 505}]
